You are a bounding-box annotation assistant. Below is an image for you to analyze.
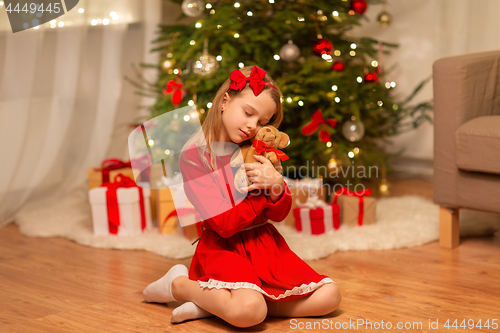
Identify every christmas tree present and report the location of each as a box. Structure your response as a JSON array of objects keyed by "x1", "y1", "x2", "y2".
[{"x1": 127, "y1": 0, "x2": 432, "y2": 189}]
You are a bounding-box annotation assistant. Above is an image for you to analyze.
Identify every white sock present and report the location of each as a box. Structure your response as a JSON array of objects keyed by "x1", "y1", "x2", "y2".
[
  {"x1": 142, "y1": 264, "x2": 188, "y2": 303},
  {"x1": 171, "y1": 302, "x2": 213, "y2": 324}
]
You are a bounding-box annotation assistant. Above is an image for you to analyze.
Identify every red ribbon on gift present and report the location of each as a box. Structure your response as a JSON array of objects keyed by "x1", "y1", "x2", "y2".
[
  {"x1": 99, "y1": 158, "x2": 132, "y2": 184},
  {"x1": 332, "y1": 187, "x2": 372, "y2": 226},
  {"x1": 301, "y1": 109, "x2": 337, "y2": 143},
  {"x1": 103, "y1": 174, "x2": 146, "y2": 234},
  {"x1": 252, "y1": 140, "x2": 289, "y2": 162},
  {"x1": 163, "y1": 80, "x2": 184, "y2": 105}
]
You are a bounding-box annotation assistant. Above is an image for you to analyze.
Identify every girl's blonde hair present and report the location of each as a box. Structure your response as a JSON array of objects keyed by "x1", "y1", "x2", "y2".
[{"x1": 182, "y1": 66, "x2": 283, "y2": 170}]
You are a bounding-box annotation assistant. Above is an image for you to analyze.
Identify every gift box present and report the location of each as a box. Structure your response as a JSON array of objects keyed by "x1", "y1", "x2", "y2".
[
  {"x1": 280, "y1": 177, "x2": 325, "y2": 227},
  {"x1": 293, "y1": 204, "x2": 339, "y2": 235},
  {"x1": 88, "y1": 174, "x2": 152, "y2": 236},
  {"x1": 157, "y1": 174, "x2": 203, "y2": 238},
  {"x1": 332, "y1": 187, "x2": 377, "y2": 227},
  {"x1": 135, "y1": 163, "x2": 170, "y2": 223},
  {"x1": 88, "y1": 158, "x2": 136, "y2": 189},
  {"x1": 157, "y1": 188, "x2": 177, "y2": 234},
  {"x1": 156, "y1": 174, "x2": 180, "y2": 234}
]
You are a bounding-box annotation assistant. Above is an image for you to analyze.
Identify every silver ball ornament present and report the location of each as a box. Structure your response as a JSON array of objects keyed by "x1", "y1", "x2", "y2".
[
  {"x1": 182, "y1": 0, "x2": 205, "y2": 17},
  {"x1": 279, "y1": 40, "x2": 300, "y2": 62},
  {"x1": 342, "y1": 120, "x2": 365, "y2": 142}
]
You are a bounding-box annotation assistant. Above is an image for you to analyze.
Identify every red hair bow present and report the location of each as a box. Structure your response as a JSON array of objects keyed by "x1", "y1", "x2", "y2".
[
  {"x1": 163, "y1": 80, "x2": 184, "y2": 105},
  {"x1": 301, "y1": 109, "x2": 337, "y2": 143},
  {"x1": 228, "y1": 66, "x2": 276, "y2": 96}
]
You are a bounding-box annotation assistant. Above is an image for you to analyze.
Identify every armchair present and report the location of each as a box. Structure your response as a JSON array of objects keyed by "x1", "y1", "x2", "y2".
[{"x1": 433, "y1": 50, "x2": 500, "y2": 249}]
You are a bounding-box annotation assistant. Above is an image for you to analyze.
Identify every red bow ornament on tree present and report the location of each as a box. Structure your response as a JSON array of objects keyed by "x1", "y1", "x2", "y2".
[
  {"x1": 301, "y1": 109, "x2": 338, "y2": 143},
  {"x1": 163, "y1": 80, "x2": 184, "y2": 105},
  {"x1": 228, "y1": 66, "x2": 276, "y2": 96}
]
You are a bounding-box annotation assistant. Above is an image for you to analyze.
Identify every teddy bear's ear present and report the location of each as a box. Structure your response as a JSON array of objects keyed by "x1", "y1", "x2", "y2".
[{"x1": 278, "y1": 132, "x2": 290, "y2": 149}]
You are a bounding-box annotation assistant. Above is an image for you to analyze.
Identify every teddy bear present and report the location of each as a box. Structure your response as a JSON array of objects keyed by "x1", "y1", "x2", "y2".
[{"x1": 230, "y1": 125, "x2": 290, "y2": 194}]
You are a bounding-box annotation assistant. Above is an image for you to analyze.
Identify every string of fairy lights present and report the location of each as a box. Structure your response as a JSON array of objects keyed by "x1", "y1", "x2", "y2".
[
  {"x1": 0, "y1": 1, "x2": 122, "y2": 29},
  {"x1": 169, "y1": 0, "x2": 397, "y2": 111},
  {"x1": 166, "y1": 0, "x2": 397, "y2": 186}
]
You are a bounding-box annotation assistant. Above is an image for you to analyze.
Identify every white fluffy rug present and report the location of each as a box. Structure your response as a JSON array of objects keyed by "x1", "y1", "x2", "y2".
[{"x1": 13, "y1": 192, "x2": 499, "y2": 261}]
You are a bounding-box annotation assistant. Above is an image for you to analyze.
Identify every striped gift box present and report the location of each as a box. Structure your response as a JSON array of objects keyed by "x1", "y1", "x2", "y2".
[{"x1": 293, "y1": 204, "x2": 339, "y2": 235}]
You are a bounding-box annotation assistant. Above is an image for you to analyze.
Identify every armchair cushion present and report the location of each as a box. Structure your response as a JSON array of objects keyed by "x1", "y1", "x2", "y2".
[{"x1": 456, "y1": 116, "x2": 500, "y2": 175}]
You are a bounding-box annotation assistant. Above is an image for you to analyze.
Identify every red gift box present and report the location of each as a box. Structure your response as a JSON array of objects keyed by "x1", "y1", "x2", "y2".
[{"x1": 293, "y1": 204, "x2": 339, "y2": 235}]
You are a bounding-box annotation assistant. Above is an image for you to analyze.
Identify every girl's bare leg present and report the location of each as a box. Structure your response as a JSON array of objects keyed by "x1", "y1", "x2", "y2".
[
  {"x1": 172, "y1": 276, "x2": 268, "y2": 328},
  {"x1": 266, "y1": 283, "x2": 341, "y2": 318}
]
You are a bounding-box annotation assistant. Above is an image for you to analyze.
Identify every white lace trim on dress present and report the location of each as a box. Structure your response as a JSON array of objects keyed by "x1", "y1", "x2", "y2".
[{"x1": 198, "y1": 277, "x2": 335, "y2": 300}]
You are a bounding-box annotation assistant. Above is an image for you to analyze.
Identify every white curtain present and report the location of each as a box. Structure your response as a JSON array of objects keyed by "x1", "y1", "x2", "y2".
[
  {"x1": 348, "y1": 0, "x2": 500, "y2": 160},
  {"x1": 0, "y1": 0, "x2": 161, "y2": 228}
]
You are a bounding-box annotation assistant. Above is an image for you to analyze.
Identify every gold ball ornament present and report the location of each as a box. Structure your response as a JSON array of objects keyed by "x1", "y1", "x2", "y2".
[
  {"x1": 377, "y1": 10, "x2": 392, "y2": 28},
  {"x1": 193, "y1": 52, "x2": 219, "y2": 76},
  {"x1": 327, "y1": 157, "x2": 342, "y2": 176},
  {"x1": 161, "y1": 59, "x2": 175, "y2": 72},
  {"x1": 378, "y1": 178, "x2": 391, "y2": 196}
]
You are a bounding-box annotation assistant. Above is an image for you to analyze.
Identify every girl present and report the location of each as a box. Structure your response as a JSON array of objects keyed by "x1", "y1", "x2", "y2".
[{"x1": 142, "y1": 66, "x2": 341, "y2": 328}]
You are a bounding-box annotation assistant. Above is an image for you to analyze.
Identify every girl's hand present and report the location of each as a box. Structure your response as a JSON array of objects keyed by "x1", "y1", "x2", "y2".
[{"x1": 242, "y1": 155, "x2": 284, "y2": 202}]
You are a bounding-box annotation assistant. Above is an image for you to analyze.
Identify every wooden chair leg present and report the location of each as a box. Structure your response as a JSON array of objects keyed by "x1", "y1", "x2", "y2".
[{"x1": 439, "y1": 207, "x2": 460, "y2": 249}]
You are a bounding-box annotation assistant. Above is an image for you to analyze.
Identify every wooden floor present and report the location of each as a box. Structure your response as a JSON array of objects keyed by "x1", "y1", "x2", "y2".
[{"x1": 1, "y1": 175, "x2": 499, "y2": 332}]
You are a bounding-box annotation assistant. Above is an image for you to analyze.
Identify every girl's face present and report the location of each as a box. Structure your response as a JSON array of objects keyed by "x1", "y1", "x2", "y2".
[{"x1": 219, "y1": 87, "x2": 276, "y2": 144}]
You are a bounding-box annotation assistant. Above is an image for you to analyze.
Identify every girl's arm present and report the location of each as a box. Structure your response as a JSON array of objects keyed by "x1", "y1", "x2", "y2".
[
  {"x1": 264, "y1": 183, "x2": 292, "y2": 222},
  {"x1": 180, "y1": 147, "x2": 269, "y2": 238}
]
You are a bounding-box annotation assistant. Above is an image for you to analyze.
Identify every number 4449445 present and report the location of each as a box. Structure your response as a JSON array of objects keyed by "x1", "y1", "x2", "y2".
[
  {"x1": 444, "y1": 319, "x2": 498, "y2": 330},
  {"x1": 5, "y1": 3, "x2": 62, "y2": 14}
]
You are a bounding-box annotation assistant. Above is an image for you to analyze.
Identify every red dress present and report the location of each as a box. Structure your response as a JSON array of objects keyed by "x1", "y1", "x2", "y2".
[{"x1": 180, "y1": 146, "x2": 334, "y2": 302}]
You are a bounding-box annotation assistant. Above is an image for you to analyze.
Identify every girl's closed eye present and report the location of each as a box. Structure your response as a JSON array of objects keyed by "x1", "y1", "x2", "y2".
[{"x1": 244, "y1": 110, "x2": 265, "y2": 127}]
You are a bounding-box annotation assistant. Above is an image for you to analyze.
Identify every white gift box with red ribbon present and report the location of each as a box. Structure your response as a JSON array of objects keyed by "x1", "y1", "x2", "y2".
[{"x1": 89, "y1": 186, "x2": 152, "y2": 236}]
